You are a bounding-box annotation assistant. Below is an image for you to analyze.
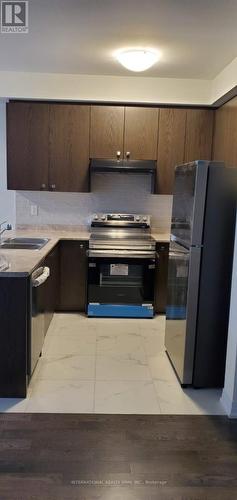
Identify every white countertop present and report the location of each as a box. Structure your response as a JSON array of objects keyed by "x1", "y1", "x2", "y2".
[
  {"x1": 0, "y1": 226, "x2": 170, "y2": 277},
  {"x1": 151, "y1": 232, "x2": 170, "y2": 243}
]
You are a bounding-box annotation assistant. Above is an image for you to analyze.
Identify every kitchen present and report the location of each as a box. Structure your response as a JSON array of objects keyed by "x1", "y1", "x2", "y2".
[
  {"x1": 2, "y1": 1, "x2": 237, "y2": 497},
  {"x1": 0, "y1": 97, "x2": 236, "y2": 415}
]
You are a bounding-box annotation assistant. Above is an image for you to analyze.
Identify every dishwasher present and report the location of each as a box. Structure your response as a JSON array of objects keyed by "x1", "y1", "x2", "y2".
[{"x1": 28, "y1": 266, "x2": 50, "y2": 376}]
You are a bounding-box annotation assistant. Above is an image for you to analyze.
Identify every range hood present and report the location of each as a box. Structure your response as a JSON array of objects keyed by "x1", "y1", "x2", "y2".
[
  {"x1": 90, "y1": 158, "x2": 156, "y2": 173},
  {"x1": 89, "y1": 158, "x2": 156, "y2": 193}
]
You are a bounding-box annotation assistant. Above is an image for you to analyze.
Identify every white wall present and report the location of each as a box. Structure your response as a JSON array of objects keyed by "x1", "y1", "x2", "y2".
[
  {"x1": 1, "y1": 63, "x2": 237, "y2": 105},
  {"x1": 0, "y1": 101, "x2": 15, "y2": 227},
  {"x1": 212, "y1": 56, "x2": 237, "y2": 103},
  {"x1": 221, "y1": 213, "x2": 237, "y2": 417},
  {"x1": 0, "y1": 71, "x2": 211, "y2": 105}
]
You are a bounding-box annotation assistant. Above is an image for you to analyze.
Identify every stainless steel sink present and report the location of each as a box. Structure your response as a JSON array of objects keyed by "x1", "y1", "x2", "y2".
[{"x1": 0, "y1": 237, "x2": 50, "y2": 250}]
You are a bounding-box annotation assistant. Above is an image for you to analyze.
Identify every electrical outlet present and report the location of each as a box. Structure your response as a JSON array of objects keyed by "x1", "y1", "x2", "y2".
[{"x1": 30, "y1": 205, "x2": 38, "y2": 216}]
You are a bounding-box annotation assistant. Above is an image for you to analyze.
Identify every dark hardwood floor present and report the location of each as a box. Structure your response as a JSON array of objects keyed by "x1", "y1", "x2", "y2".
[{"x1": 0, "y1": 414, "x2": 237, "y2": 499}]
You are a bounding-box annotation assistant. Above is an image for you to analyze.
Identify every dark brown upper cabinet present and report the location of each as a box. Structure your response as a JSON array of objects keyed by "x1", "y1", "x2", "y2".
[
  {"x1": 184, "y1": 109, "x2": 214, "y2": 163},
  {"x1": 157, "y1": 108, "x2": 186, "y2": 194},
  {"x1": 123, "y1": 107, "x2": 159, "y2": 160},
  {"x1": 7, "y1": 102, "x2": 49, "y2": 191},
  {"x1": 90, "y1": 105, "x2": 159, "y2": 161},
  {"x1": 7, "y1": 102, "x2": 90, "y2": 192},
  {"x1": 90, "y1": 106, "x2": 124, "y2": 159},
  {"x1": 7, "y1": 102, "x2": 214, "y2": 195},
  {"x1": 49, "y1": 104, "x2": 90, "y2": 192},
  {"x1": 212, "y1": 96, "x2": 237, "y2": 167}
]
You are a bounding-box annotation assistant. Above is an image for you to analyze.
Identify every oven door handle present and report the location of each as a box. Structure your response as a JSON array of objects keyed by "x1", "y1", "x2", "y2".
[{"x1": 87, "y1": 249, "x2": 156, "y2": 259}]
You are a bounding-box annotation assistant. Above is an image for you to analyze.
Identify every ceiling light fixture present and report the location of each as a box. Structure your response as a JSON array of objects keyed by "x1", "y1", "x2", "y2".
[{"x1": 116, "y1": 49, "x2": 160, "y2": 72}]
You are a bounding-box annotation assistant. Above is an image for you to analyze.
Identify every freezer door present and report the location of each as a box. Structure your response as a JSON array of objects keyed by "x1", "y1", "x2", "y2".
[
  {"x1": 165, "y1": 242, "x2": 202, "y2": 385},
  {"x1": 171, "y1": 161, "x2": 209, "y2": 247}
]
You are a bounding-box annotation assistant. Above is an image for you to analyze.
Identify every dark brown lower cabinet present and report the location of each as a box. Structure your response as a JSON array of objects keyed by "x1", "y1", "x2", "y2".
[
  {"x1": 154, "y1": 242, "x2": 169, "y2": 314},
  {"x1": 58, "y1": 240, "x2": 88, "y2": 311},
  {"x1": 0, "y1": 276, "x2": 28, "y2": 398}
]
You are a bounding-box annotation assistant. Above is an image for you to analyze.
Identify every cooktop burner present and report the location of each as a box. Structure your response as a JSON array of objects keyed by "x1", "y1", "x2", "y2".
[{"x1": 89, "y1": 213, "x2": 155, "y2": 252}]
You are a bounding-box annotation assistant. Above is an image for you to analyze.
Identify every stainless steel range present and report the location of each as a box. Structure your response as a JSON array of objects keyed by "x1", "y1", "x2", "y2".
[{"x1": 87, "y1": 214, "x2": 156, "y2": 318}]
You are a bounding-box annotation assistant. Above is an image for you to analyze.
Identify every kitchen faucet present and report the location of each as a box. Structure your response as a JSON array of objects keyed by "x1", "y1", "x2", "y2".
[{"x1": 0, "y1": 221, "x2": 12, "y2": 242}]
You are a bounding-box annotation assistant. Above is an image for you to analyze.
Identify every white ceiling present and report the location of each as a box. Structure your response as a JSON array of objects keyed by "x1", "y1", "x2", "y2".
[{"x1": 0, "y1": 0, "x2": 237, "y2": 79}]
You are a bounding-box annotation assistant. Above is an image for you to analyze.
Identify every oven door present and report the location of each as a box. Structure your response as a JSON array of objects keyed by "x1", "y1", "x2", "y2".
[{"x1": 87, "y1": 252, "x2": 155, "y2": 317}]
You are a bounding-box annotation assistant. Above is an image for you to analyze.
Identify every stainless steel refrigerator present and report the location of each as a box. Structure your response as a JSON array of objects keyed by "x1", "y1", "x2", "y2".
[{"x1": 165, "y1": 161, "x2": 237, "y2": 388}]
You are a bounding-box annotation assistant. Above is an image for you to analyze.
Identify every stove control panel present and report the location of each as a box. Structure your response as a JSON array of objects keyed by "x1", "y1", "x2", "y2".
[{"x1": 91, "y1": 213, "x2": 151, "y2": 227}]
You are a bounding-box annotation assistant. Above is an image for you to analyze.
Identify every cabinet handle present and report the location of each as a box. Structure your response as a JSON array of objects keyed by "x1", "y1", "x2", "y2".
[
  {"x1": 126, "y1": 151, "x2": 130, "y2": 159},
  {"x1": 41, "y1": 183, "x2": 46, "y2": 190},
  {"x1": 80, "y1": 244, "x2": 84, "y2": 249},
  {"x1": 116, "y1": 151, "x2": 121, "y2": 160},
  {"x1": 50, "y1": 184, "x2": 56, "y2": 191}
]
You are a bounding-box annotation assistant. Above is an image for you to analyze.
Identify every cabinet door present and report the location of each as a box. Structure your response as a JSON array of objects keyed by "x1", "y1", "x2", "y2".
[
  {"x1": 157, "y1": 108, "x2": 186, "y2": 194},
  {"x1": 212, "y1": 97, "x2": 237, "y2": 167},
  {"x1": 7, "y1": 102, "x2": 49, "y2": 191},
  {"x1": 184, "y1": 109, "x2": 214, "y2": 163},
  {"x1": 90, "y1": 106, "x2": 124, "y2": 159},
  {"x1": 49, "y1": 104, "x2": 90, "y2": 192},
  {"x1": 124, "y1": 107, "x2": 159, "y2": 160},
  {"x1": 154, "y1": 243, "x2": 169, "y2": 314},
  {"x1": 59, "y1": 241, "x2": 88, "y2": 311}
]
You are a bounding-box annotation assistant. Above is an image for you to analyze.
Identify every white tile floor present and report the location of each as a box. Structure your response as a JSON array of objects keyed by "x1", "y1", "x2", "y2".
[{"x1": 0, "y1": 313, "x2": 225, "y2": 414}]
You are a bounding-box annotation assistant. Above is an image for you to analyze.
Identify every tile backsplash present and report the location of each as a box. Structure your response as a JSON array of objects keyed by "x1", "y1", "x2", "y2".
[{"x1": 16, "y1": 174, "x2": 172, "y2": 231}]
